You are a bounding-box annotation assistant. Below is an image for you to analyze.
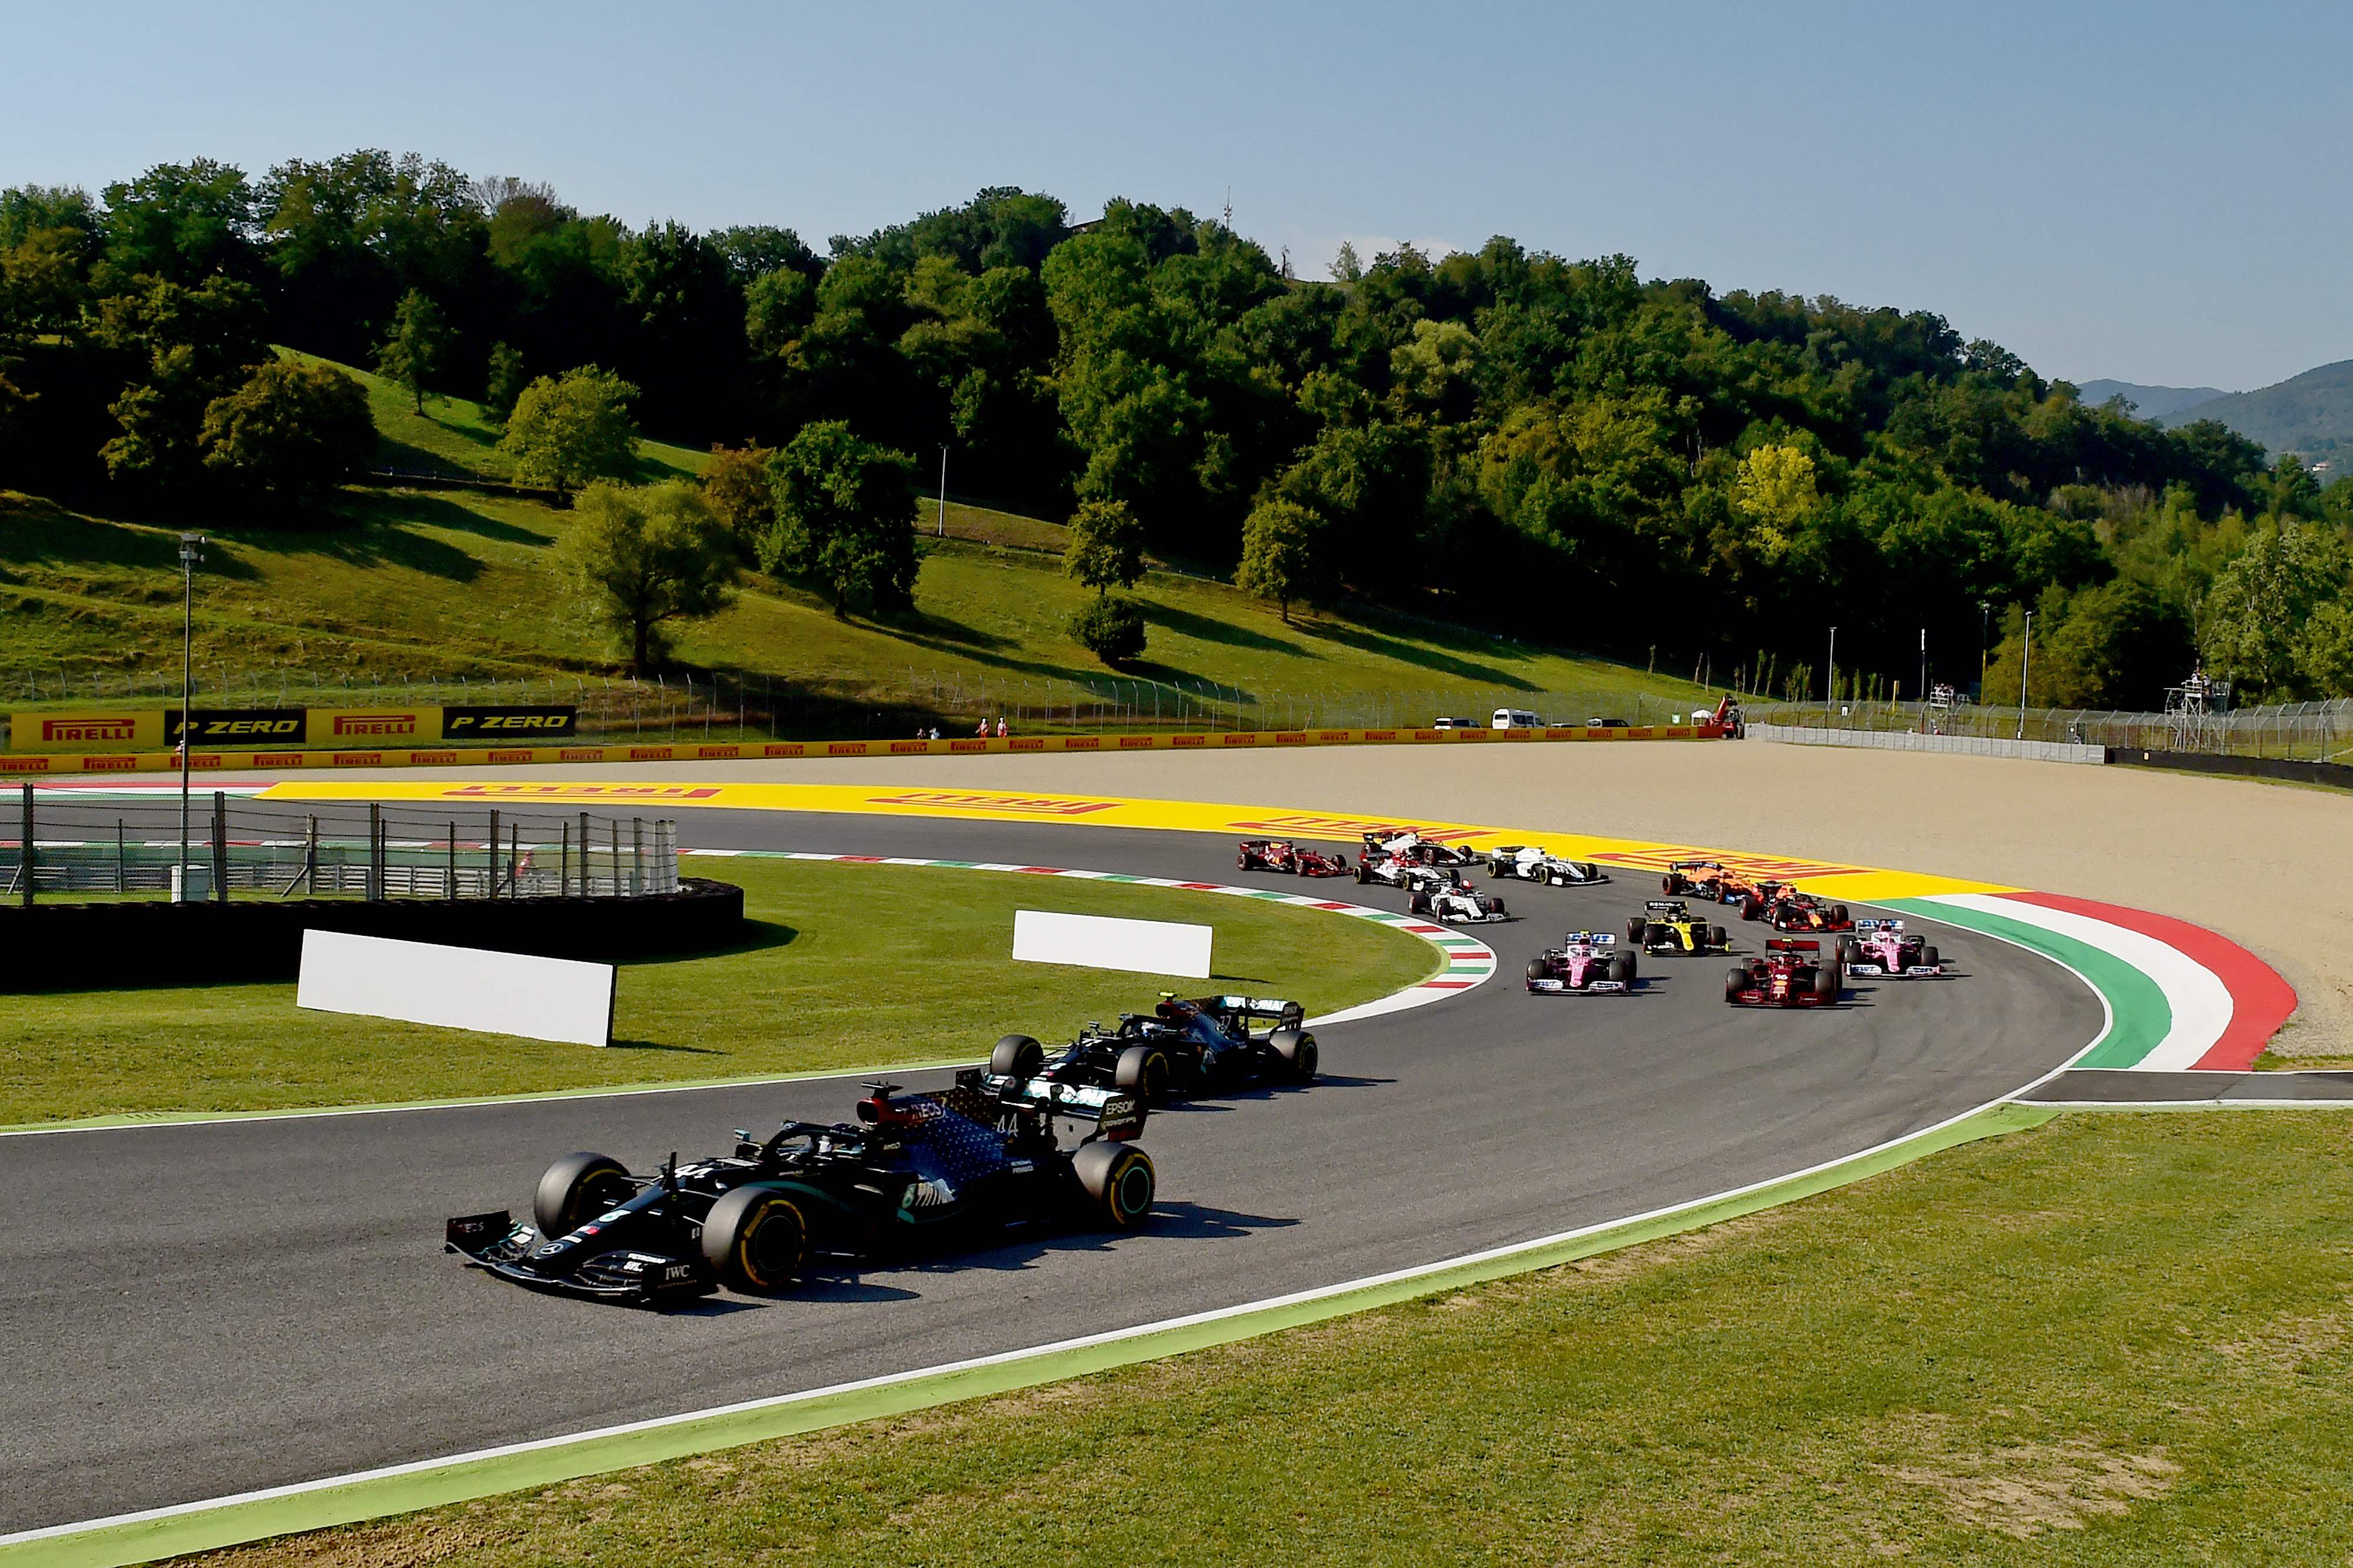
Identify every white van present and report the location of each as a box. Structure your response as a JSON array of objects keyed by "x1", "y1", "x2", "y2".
[{"x1": 1491, "y1": 708, "x2": 1542, "y2": 729}]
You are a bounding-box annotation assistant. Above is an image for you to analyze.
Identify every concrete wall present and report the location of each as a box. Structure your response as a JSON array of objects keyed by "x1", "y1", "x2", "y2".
[{"x1": 1745, "y1": 723, "x2": 2108, "y2": 766}]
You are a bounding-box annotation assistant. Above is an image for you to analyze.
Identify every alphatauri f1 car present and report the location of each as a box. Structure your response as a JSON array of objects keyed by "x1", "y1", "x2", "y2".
[
  {"x1": 1627, "y1": 899, "x2": 1729, "y2": 955},
  {"x1": 1485, "y1": 845, "x2": 1610, "y2": 886},
  {"x1": 1838, "y1": 919, "x2": 1944, "y2": 978},
  {"x1": 1724, "y1": 940, "x2": 1843, "y2": 1007},
  {"x1": 991, "y1": 995, "x2": 1318, "y2": 1103},
  {"x1": 1404, "y1": 867, "x2": 1512, "y2": 923},
  {"x1": 1526, "y1": 932, "x2": 1636, "y2": 994},
  {"x1": 445, "y1": 1074, "x2": 1155, "y2": 1305},
  {"x1": 1237, "y1": 839, "x2": 1350, "y2": 877}
]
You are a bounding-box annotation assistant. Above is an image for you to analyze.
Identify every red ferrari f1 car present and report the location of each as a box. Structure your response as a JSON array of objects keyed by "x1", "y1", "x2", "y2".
[
  {"x1": 1724, "y1": 939, "x2": 1843, "y2": 1007},
  {"x1": 1237, "y1": 839, "x2": 1349, "y2": 877}
]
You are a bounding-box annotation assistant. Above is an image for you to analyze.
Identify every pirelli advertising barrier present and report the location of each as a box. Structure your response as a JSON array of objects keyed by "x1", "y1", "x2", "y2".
[
  {"x1": 0, "y1": 720, "x2": 1726, "y2": 775},
  {"x1": 9, "y1": 705, "x2": 578, "y2": 753}
]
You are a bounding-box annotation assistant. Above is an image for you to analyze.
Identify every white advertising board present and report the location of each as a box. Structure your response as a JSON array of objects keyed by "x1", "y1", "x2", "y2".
[
  {"x1": 295, "y1": 930, "x2": 616, "y2": 1046},
  {"x1": 1012, "y1": 909, "x2": 1213, "y2": 979}
]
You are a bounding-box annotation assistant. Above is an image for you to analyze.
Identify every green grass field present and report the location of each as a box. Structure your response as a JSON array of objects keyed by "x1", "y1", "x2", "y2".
[
  {"x1": 206, "y1": 1109, "x2": 2353, "y2": 1566},
  {"x1": 0, "y1": 858, "x2": 1435, "y2": 1125}
]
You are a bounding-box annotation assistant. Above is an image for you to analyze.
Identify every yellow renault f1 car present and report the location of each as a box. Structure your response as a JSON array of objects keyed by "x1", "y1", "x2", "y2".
[{"x1": 1624, "y1": 898, "x2": 1730, "y2": 955}]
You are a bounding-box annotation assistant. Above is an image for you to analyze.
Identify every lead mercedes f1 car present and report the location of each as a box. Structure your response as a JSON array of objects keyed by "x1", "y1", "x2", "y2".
[
  {"x1": 1485, "y1": 845, "x2": 1609, "y2": 886},
  {"x1": 1627, "y1": 899, "x2": 1729, "y2": 955},
  {"x1": 1724, "y1": 939, "x2": 1843, "y2": 1007},
  {"x1": 1526, "y1": 932, "x2": 1636, "y2": 994},
  {"x1": 1837, "y1": 919, "x2": 1944, "y2": 978},
  {"x1": 990, "y1": 994, "x2": 1318, "y2": 1103},
  {"x1": 1404, "y1": 866, "x2": 1513, "y2": 923},
  {"x1": 445, "y1": 1073, "x2": 1155, "y2": 1306},
  {"x1": 1237, "y1": 839, "x2": 1349, "y2": 877}
]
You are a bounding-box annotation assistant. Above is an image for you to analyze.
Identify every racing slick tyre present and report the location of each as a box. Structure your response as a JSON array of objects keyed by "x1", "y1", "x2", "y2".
[
  {"x1": 1725, "y1": 968, "x2": 1748, "y2": 1003},
  {"x1": 990, "y1": 1034, "x2": 1046, "y2": 1079},
  {"x1": 1644, "y1": 923, "x2": 1667, "y2": 948},
  {"x1": 1608, "y1": 954, "x2": 1637, "y2": 986},
  {"x1": 1923, "y1": 945, "x2": 1940, "y2": 969},
  {"x1": 1741, "y1": 895, "x2": 1765, "y2": 920},
  {"x1": 1269, "y1": 1026, "x2": 1318, "y2": 1082},
  {"x1": 1814, "y1": 962, "x2": 1839, "y2": 1001},
  {"x1": 1071, "y1": 1142, "x2": 1156, "y2": 1230},
  {"x1": 1527, "y1": 958, "x2": 1552, "y2": 990},
  {"x1": 1408, "y1": 890, "x2": 1433, "y2": 916},
  {"x1": 1625, "y1": 917, "x2": 1646, "y2": 945},
  {"x1": 1661, "y1": 875, "x2": 1680, "y2": 894},
  {"x1": 1838, "y1": 938, "x2": 1859, "y2": 965},
  {"x1": 533, "y1": 1152, "x2": 634, "y2": 1238},
  {"x1": 1833, "y1": 905, "x2": 1851, "y2": 926},
  {"x1": 701, "y1": 1183, "x2": 807, "y2": 1292},
  {"x1": 1708, "y1": 925, "x2": 1727, "y2": 950},
  {"x1": 1490, "y1": 897, "x2": 1508, "y2": 918},
  {"x1": 1114, "y1": 1045, "x2": 1172, "y2": 1104},
  {"x1": 1352, "y1": 860, "x2": 1369, "y2": 884}
]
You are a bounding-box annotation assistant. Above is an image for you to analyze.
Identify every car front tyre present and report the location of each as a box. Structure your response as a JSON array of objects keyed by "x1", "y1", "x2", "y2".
[
  {"x1": 534, "y1": 1152, "x2": 633, "y2": 1238},
  {"x1": 702, "y1": 1185, "x2": 806, "y2": 1292}
]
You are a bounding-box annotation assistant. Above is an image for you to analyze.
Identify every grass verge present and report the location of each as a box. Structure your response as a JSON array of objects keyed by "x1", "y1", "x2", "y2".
[
  {"x1": 0, "y1": 859, "x2": 1435, "y2": 1125},
  {"x1": 196, "y1": 1109, "x2": 2353, "y2": 1566}
]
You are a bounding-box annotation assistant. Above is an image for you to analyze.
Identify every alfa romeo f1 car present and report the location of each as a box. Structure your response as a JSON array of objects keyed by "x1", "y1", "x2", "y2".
[
  {"x1": 445, "y1": 1073, "x2": 1155, "y2": 1306},
  {"x1": 1352, "y1": 830, "x2": 1478, "y2": 886},
  {"x1": 1404, "y1": 866, "x2": 1512, "y2": 923},
  {"x1": 1759, "y1": 888, "x2": 1854, "y2": 932},
  {"x1": 1838, "y1": 919, "x2": 1944, "y2": 978},
  {"x1": 1485, "y1": 845, "x2": 1609, "y2": 886},
  {"x1": 1627, "y1": 899, "x2": 1729, "y2": 955},
  {"x1": 1237, "y1": 839, "x2": 1349, "y2": 877},
  {"x1": 1724, "y1": 939, "x2": 1843, "y2": 1007},
  {"x1": 1526, "y1": 932, "x2": 1636, "y2": 994},
  {"x1": 989, "y1": 994, "x2": 1318, "y2": 1103}
]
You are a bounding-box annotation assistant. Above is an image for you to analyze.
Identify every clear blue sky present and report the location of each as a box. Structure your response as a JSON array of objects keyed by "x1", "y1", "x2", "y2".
[{"x1": 6, "y1": 0, "x2": 2344, "y2": 392}]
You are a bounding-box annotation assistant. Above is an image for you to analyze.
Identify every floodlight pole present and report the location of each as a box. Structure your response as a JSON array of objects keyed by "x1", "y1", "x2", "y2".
[
  {"x1": 1977, "y1": 599, "x2": 1991, "y2": 699},
  {"x1": 936, "y1": 445, "x2": 948, "y2": 536},
  {"x1": 176, "y1": 533, "x2": 205, "y2": 899},
  {"x1": 1918, "y1": 627, "x2": 1927, "y2": 713},
  {"x1": 1825, "y1": 625, "x2": 1837, "y2": 721},
  {"x1": 2016, "y1": 611, "x2": 2033, "y2": 741}
]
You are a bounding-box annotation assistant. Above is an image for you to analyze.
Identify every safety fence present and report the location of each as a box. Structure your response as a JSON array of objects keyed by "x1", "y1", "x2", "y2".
[
  {"x1": 1740, "y1": 696, "x2": 2352, "y2": 763},
  {"x1": 1744, "y1": 723, "x2": 2108, "y2": 765},
  {"x1": 0, "y1": 788, "x2": 679, "y2": 904}
]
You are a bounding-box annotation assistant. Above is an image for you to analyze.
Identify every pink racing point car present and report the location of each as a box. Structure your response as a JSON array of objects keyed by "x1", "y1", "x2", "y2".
[
  {"x1": 1837, "y1": 919, "x2": 1944, "y2": 978},
  {"x1": 1526, "y1": 932, "x2": 1637, "y2": 995}
]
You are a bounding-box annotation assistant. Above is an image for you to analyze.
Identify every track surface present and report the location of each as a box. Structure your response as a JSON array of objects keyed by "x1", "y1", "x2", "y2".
[{"x1": 0, "y1": 809, "x2": 2101, "y2": 1532}]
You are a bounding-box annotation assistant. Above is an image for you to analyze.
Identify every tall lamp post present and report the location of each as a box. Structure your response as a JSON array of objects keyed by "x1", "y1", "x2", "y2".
[
  {"x1": 2015, "y1": 610, "x2": 2034, "y2": 741},
  {"x1": 176, "y1": 533, "x2": 205, "y2": 902},
  {"x1": 1977, "y1": 599, "x2": 1991, "y2": 699},
  {"x1": 936, "y1": 445, "x2": 949, "y2": 536},
  {"x1": 1825, "y1": 625, "x2": 1837, "y2": 722}
]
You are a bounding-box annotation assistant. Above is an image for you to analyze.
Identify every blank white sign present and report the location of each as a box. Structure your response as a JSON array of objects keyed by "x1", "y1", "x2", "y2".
[
  {"x1": 296, "y1": 930, "x2": 616, "y2": 1046},
  {"x1": 1012, "y1": 909, "x2": 1213, "y2": 979}
]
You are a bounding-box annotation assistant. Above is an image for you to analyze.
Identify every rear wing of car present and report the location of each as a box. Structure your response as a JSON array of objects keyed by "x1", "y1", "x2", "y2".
[
  {"x1": 1644, "y1": 899, "x2": 1687, "y2": 912},
  {"x1": 1668, "y1": 860, "x2": 1722, "y2": 873},
  {"x1": 1564, "y1": 932, "x2": 1615, "y2": 946},
  {"x1": 961, "y1": 1067, "x2": 1147, "y2": 1141},
  {"x1": 1207, "y1": 993, "x2": 1302, "y2": 1019},
  {"x1": 1852, "y1": 918, "x2": 1902, "y2": 933},
  {"x1": 1766, "y1": 938, "x2": 1821, "y2": 953}
]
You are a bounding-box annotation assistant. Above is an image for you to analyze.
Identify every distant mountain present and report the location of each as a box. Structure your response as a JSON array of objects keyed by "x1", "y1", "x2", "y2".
[
  {"x1": 2155, "y1": 360, "x2": 2353, "y2": 462},
  {"x1": 2076, "y1": 378, "x2": 2228, "y2": 419}
]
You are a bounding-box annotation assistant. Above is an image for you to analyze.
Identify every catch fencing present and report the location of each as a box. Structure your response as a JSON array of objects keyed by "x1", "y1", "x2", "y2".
[
  {"x1": 1740, "y1": 697, "x2": 2352, "y2": 763},
  {"x1": 0, "y1": 786, "x2": 678, "y2": 904}
]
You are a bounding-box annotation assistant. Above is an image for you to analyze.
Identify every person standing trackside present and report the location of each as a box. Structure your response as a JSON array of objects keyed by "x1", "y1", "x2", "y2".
[
  {"x1": 996, "y1": 716, "x2": 1008, "y2": 738},
  {"x1": 975, "y1": 717, "x2": 989, "y2": 738}
]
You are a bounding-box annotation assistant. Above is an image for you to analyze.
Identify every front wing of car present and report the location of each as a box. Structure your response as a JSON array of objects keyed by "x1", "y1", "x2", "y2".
[{"x1": 446, "y1": 1211, "x2": 712, "y2": 1304}]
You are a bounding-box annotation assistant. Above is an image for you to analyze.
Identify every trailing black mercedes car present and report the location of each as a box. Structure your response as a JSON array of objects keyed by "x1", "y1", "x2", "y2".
[
  {"x1": 445, "y1": 1072, "x2": 1156, "y2": 1306},
  {"x1": 989, "y1": 993, "x2": 1318, "y2": 1104}
]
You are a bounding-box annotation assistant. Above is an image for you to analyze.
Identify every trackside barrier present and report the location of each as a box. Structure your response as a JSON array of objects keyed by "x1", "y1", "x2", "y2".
[
  {"x1": 1745, "y1": 723, "x2": 2107, "y2": 766},
  {"x1": 0, "y1": 722, "x2": 1727, "y2": 776}
]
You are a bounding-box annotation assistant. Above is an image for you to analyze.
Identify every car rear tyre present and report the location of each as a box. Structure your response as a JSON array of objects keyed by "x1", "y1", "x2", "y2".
[
  {"x1": 1833, "y1": 905, "x2": 1850, "y2": 925},
  {"x1": 990, "y1": 1034, "x2": 1045, "y2": 1079},
  {"x1": 1114, "y1": 1045, "x2": 1172, "y2": 1104},
  {"x1": 533, "y1": 1152, "x2": 633, "y2": 1238},
  {"x1": 1661, "y1": 875, "x2": 1679, "y2": 893},
  {"x1": 1270, "y1": 1026, "x2": 1318, "y2": 1081},
  {"x1": 1490, "y1": 896, "x2": 1508, "y2": 918},
  {"x1": 1352, "y1": 861, "x2": 1369, "y2": 884},
  {"x1": 1708, "y1": 925, "x2": 1727, "y2": 950},
  {"x1": 1071, "y1": 1142, "x2": 1156, "y2": 1229},
  {"x1": 1742, "y1": 895, "x2": 1764, "y2": 920},
  {"x1": 701, "y1": 1184, "x2": 806, "y2": 1292}
]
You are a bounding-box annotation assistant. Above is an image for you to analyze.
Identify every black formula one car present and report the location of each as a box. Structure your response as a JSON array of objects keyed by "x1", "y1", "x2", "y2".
[
  {"x1": 1485, "y1": 845, "x2": 1610, "y2": 886},
  {"x1": 445, "y1": 1073, "x2": 1155, "y2": 1306},
  {"x1": 991, "y1": 994, "x2": 1318, "y2": 1103},
  {"x1": 1237, "y1": 839, "x2": 1349, "y2": 877},
  {"x1": 1627, "y1": 898, "x2": 1729, "y2": 955}
]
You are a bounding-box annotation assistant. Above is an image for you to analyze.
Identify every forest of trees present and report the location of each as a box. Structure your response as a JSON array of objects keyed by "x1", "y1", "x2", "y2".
[{"x1": 4, "y1": 149, "x2": 2351, "y2": 706}]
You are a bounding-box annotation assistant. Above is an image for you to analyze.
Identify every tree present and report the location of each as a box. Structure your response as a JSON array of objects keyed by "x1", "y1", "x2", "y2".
[
  {"x1": 765, "y1": 420, "x2": 919, "y2": 616},
  {"x1": 1731, "y1": 445, "x2": 1818, "y2": 559},
  {"x1": 1236, "y1": 498, "x2": 1322, "y2": 623},
  {"x1": 2199, "y1": 521, "x2": 2353, "y2": 699},
  {"x1": 700, "y1": 441, "x2": 775, "y2": 559},
  {"x1": 482, "y1": 341, "x2": 528, "y2": 419},
  {"x1": 374, "y1": 288, "x2": 449, "y2": 412},
  {"x1": 1062, "y1": 497, "x2": 1146, "y2": 598},
  {"x1": 498, "y1": 365, "x2": 639, "y2": 489},
  {"x1": 196, "y1": 357, "x2": 376, "y2": 502},
  {"x1": 556, "y1": 479, "x2": 738, "y2": 673},
  {"x1": 1069, "y1": 595, "x2": 1146, "y2": 665}
]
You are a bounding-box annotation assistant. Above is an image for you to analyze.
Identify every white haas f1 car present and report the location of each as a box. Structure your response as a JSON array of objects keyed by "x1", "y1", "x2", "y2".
[
  {"x1": 1485, "y1": 845, "x2": 1609, "y2": 886},
  {"x1": 1837, "y1": 919, "x2": 1945, "y2": 978},
  {"x1": 1404, "y1": 867, "x2": 1512, "y2": 923},
  {"x1": 1352, "y1": 830, "x2": 1477, "y2": 887},
  {"x1": 1526, "y1": 932, "x2": 1635, "y2": 994}
]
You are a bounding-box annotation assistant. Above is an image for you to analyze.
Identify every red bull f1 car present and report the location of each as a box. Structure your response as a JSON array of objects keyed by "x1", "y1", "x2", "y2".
[
  {"x1": 989, "y1": 995, "x2": 1317, "y2": 1103},
  {"x1": 445, "y1": 1072, "x2": 1154, "y2": 1306},
  {"x1": 1237, "y1": 839, "x2": 1350, "y2": 877},
  {"x1": 1485, "y1": 845, "x2": 1610, "y2": 886},
  {"x1": 1838, "y1": 919, "x2": 1944, "y2": 978},
  {"x1": 1627, "y1": 899, "x2": 1729, "y2": 955},
  {"x1": 1759, "y1": 889, "x2": 1854, "y2": 932},
  {"x1": 1724, "y1": 939, "x2": 1843, "y2": 1007},
  {"x1": 1404, "y1": 866, "x2": 1513, "y2": 923},
  {"x1": 1526, "y1": 932, "x2": 1636, "y2": 994}
]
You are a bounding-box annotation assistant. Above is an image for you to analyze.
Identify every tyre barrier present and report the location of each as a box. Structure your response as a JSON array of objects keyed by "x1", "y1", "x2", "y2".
[
  {"x1": 0, "y1": 876, "x2": 746, "y2": 993},
  {"x1": 2106, "y1": 747, "x2": 2353, "y2": 790}
]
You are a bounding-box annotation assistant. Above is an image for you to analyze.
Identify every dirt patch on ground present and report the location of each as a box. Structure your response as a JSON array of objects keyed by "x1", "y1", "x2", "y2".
[
  {"x1": 1864, "y1": 1413, "x2": 2179, "y2": 1536},
  {"x1": 295, "y1": 741, "x2": 2353, "y2": 1053}
]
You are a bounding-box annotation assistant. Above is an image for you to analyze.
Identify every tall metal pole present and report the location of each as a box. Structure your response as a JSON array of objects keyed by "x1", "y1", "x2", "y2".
[
  {"x1": 2016, "y1": 612, "x2": 2034, "y2": 740},
  {"x1": 1825, "y1": 626, "x2": 1837, "y2": 721},
  {"x1": 1918, "y1": 627, "x2": 1927, "y2": 710},
  {"x1": 936, "y1": 445, "x2": 948, "y2": 536},
  {"x1": 176, "y1": 533, "x2": 204, "y2": 900},
  {"x1": 1977, "y1": 600, "x2": 1991, "y2": 701}
]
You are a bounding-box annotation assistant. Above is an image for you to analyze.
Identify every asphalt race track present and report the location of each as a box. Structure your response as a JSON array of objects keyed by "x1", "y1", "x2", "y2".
[{"x1": 0, "y1": 807, "x2": 2102, "y2": 1533}]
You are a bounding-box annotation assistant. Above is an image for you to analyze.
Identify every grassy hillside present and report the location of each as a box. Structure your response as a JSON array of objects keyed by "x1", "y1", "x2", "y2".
[{"x1": 0, "y1": 361, "x2": 1712, "y2": 730}]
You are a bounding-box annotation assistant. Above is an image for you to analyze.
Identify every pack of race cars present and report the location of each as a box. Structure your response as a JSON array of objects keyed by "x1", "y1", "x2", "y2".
[{"x1": 449, "y1": 826, "x2": 1952, "y2": 1309}]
